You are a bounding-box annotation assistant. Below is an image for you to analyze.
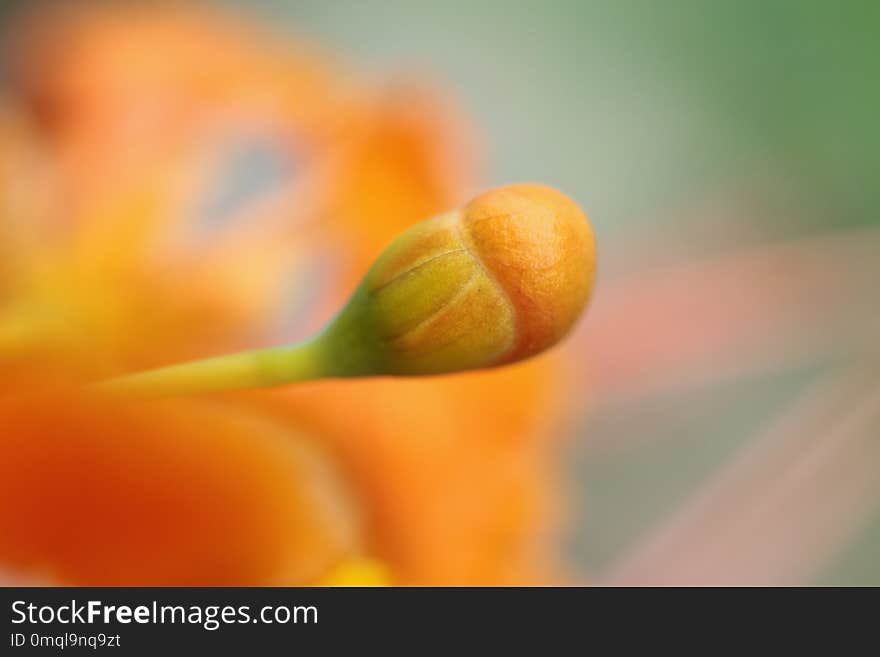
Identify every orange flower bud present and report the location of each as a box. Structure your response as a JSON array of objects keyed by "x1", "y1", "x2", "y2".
[
  {"x1": 350, "y1": 183, "x2": 596, "y2": 374},
  {"x1": 103, "y1": 184, "x2": 596, "y2": 396}
]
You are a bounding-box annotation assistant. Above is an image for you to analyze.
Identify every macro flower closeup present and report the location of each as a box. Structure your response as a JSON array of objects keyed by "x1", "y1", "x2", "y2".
[
  {"x1": 1, "y1": 0, "x2": 878, "y2": 590},
  {"x1": 0, "y1": 3, "x2": 582, "y2": 586}
]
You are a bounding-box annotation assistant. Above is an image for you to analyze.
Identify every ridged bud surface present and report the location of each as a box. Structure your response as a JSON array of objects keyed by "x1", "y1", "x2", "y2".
[{"x1": 338, "y1": 184, "x2": 595, "y2": 376}]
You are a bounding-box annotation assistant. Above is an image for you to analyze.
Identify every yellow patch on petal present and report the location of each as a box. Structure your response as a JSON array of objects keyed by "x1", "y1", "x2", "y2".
[{"x1": 317, "y1": 558, "x2": 391, "y2": 587}]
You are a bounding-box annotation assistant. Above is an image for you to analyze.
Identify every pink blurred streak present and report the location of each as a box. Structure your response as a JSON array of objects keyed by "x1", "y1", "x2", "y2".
[
  {"x1": 600, "y1": 369, "x2": 880, "y2": 585},
  {"x1": 573, "y1": 226, "x2": 880, "y2": 411}
]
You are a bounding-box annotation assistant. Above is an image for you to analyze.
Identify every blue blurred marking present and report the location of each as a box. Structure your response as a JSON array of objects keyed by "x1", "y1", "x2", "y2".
[{"x1": 193, "y1": 136, "x2": 295, "y2": 235}]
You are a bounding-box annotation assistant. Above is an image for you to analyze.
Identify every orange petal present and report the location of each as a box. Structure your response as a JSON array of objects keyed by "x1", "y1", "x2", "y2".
[
  {"x1": 265, "y1": 356, "x2": 565, "y2": 586},
  {"x1": 0, "y1": 386, "x2": 359, "y2": 585}
]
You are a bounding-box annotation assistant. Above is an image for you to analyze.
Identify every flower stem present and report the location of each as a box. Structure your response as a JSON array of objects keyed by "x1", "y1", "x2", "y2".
[{"x1": 98, "y1": 339, "x2": 328, "y2": 398}]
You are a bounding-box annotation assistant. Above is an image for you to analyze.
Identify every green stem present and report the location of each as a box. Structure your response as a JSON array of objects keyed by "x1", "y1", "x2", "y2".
[
  {"x1": 97, "y1": 286, "x2": 385, "y2": 399},
  {"x1": 98, "y1": 339, "x2": 329, "y2": 399}
]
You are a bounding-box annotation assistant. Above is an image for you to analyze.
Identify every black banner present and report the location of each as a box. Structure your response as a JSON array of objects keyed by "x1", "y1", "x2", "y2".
[{"x1": 0, "y1": 586, "x2": 865, "y2": 652}]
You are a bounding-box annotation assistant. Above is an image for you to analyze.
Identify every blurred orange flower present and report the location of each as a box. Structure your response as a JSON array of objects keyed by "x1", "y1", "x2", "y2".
[{"x1": 0, "y1": 4, "x2": 573, "y2": 585}]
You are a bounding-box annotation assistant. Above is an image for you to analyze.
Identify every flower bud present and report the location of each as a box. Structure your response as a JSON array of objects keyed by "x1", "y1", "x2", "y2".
[
  {"x1": 323, "y1": 183, "x2": 596, "y2": 376},
  {"x1": 102, "y1": 184, "x2": 596, "y2": 396}
]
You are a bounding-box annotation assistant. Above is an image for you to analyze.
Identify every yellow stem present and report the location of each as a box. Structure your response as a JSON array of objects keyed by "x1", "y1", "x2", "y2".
[{"x1": 98, "y1": 340, "x2": 327, "y2": 399}]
